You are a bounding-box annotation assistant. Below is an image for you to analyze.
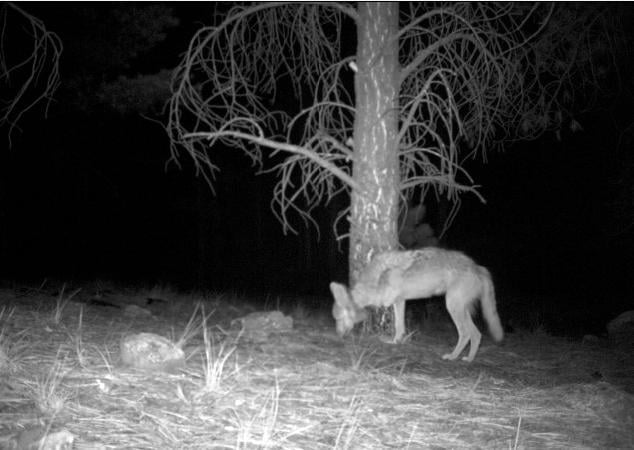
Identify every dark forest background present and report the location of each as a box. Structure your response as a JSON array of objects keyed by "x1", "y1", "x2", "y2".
[{"x1": 1, "y1": 4, "x2": 633, "y2": 337}]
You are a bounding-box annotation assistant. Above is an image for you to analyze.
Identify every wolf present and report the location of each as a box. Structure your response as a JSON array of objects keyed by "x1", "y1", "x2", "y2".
[{"x1": 330, "y1": 248, "x2": 503, "y2": 362}]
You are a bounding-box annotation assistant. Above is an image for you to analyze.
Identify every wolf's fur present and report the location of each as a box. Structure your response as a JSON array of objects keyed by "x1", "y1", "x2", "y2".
[{"x1": 330, "y1": 248, "x2": 503, "y2": 362}]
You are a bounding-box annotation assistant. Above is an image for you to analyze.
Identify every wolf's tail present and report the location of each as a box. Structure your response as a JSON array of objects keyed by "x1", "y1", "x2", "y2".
[{"x1": 478, "y1": 266, "x2": 504, "y2": 342}]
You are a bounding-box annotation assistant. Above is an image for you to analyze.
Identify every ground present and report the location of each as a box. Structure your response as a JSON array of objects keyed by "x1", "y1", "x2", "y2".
[{"x1": 0, "y1": 283, "x2": 632, "y2": 449}]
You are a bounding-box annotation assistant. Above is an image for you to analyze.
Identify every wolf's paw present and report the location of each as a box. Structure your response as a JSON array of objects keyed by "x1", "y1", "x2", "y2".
[
  {"x1": 442, "y1": 353, "x2": 458, "y2": 361},
  {"x1": 379, "y1": 335, "x2": 399, "y2": 344},
  {"x1": 379, "y1": 331, "x2": 414, "y2": 345}
]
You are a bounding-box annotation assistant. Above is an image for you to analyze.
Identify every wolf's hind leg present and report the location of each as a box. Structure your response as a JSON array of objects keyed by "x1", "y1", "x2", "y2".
[
  {"x1": 442, "y1": 295, "x2": 480, "y2": 362},
  {"x1": 461, "y1": 316, "x2": 481, "y2": 362}
]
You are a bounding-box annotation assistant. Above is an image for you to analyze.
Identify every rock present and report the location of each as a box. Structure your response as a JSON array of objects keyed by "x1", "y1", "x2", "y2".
[
  {"x1": 606, "y1": 310, "x2": 634, "y2": 349},
  {"x1": 119, "y1": 332, "x2": 185, "y2": 372},
  {"x1": 123, "y1": 304, "x2": 153, "y2": 318},
  {"x1": 15, "y1": 427, "x2": 74, "y2": 450},
  {"x1": 232, "y1": 310, "x2": 293, "y2": 342}
]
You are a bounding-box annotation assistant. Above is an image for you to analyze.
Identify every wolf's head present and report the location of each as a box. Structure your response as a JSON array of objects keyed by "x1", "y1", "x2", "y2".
[{"x1": 329, "y1": 281, "x2": 368, "y2": 336}]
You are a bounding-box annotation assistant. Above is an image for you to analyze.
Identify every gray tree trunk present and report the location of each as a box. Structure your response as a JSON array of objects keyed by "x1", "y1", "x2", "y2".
[{"x1": 349, "y1": 2, "x2": 400, "y2": 334}]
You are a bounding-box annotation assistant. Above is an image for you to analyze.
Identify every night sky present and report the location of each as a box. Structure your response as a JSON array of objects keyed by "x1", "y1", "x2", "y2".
[{"x1": 1, "y1": 4, "x2": 632, "y2": 336}]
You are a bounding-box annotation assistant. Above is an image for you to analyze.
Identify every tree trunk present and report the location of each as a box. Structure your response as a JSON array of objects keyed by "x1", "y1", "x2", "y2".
[{"x1": 349, "y1": 2, "x2": 400, "y2": 334}]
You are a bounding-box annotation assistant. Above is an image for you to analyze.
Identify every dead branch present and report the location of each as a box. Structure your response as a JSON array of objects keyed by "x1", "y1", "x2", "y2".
[{"x1": 0, "y1": 3, "x2": 62, "y2": 145}]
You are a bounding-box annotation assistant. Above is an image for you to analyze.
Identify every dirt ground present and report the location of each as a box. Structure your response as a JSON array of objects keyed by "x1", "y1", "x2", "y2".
[{"x1": 0, "y1": 284, "x2": 632, "y2": 449}]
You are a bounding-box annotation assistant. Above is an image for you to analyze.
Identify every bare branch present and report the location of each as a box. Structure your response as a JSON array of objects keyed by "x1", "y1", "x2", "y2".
[
  {"x1": 168, "y1": 2, "x2": 624, "y2": 241},
  {"x1": 313, "y1": 1, "x2": 358, "y2": 23},
  {"x1": 168, "y1": 3, "x2": 355, "y2": 234},
  {"x1": 184, "y1": 129, "x2": 359, "y2": 191},
  {"x1": 0, "y1": 3, "x2": 62, "y2": 145}
]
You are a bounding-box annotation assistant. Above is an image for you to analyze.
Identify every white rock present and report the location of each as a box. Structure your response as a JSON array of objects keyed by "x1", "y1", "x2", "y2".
[{"x1": 119, "y1": 332, "x2": 185, "y2": 372}]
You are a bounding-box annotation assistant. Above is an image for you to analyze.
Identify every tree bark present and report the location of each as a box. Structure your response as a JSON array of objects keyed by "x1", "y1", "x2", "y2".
[{"x1": 349, "y1": 2, "x2": 400, "y2": 334}]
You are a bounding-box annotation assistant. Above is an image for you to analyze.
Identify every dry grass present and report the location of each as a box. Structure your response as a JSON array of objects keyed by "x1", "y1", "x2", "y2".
[{"x1": 0, "y1": 284, "x2": 632, "y2": 449}]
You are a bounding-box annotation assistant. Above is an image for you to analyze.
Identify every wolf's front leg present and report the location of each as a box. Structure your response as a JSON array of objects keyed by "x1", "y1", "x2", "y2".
[{"x1": 377, "y1": 301, "x2": 407, "y2": 344}]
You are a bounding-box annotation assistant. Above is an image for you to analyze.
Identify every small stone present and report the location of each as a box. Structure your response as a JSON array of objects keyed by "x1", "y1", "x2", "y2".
[
  {"x1": 581, "y1": 334, "x2": 600, "y2": 345},
  {"x1": 16, "y1": 427, "x2": 74, "y2": 450},
  {"x1": 123, "y1": 304, "x2": 153, "y2": 318},
  {"x1": 232, "y1": 311, "x2": 293, "y2": 342}
]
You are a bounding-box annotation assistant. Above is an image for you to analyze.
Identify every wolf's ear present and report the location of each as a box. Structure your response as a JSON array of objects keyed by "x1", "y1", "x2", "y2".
[{"x1": 329, "y1": 282, "x2": 351, "y2": 306}]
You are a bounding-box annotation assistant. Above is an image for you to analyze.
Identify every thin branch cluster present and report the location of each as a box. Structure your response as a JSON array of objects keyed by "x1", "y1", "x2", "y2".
[
  {"x1": 168, "y1": 2, "x2": 622, "y2": 236},
  {"x1": 168, "y1": 3, "x2": 356, "y2": 234},
  {"x1": 526, "y1": 3, "x2": 628, "y2": 137},
  {"x1": 397, "y1": 4, "x2": 541, "y2": 204},
  {"x1": 396, "y1": 3, "x2": 620, "y2": 229},
  {"x1": 0, "y1": 3, "x2": 62, "y2": 145}
]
